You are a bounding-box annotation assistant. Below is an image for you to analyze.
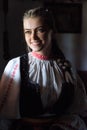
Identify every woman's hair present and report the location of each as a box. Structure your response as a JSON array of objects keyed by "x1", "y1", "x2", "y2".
[
  {"x1": 23, "y1": 7, "x2": 65, "y2": 58},
  {"x1": 23, "y1": 7, "x2": 56, "y2": 31}
]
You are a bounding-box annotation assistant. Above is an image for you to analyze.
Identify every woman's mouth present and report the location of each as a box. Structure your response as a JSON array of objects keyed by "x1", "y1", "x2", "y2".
[{"x1": 32, "y1": 41, "x2": 41, "y2": 46}]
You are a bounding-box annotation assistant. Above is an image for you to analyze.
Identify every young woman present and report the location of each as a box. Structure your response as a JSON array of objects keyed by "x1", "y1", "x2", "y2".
[{"x1": 0, "y1": 7, "x2": 87, "y2": 130}]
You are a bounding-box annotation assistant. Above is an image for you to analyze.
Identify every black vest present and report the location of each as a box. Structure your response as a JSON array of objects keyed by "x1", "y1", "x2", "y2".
[{"x1": 19, "y1": 53, "x2": 74, "y2": 118}]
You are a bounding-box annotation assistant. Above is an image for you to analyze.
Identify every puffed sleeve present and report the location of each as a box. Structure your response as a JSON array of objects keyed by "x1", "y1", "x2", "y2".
[{"x1": 0, "y1": 57, "x2": 21, "y2": 118}]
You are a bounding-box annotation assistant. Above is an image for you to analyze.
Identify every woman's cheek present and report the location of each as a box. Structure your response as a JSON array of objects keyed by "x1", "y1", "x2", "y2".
[
  {"x1": 25, "y1": 35, "x2": 30, "y2": 43},
  {"x1": 42, "y1": 33, "x2": 48, "y2": 41}
]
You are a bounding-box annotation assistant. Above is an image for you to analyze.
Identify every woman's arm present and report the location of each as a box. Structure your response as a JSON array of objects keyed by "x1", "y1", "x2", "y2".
[{"x1": 0, "y1": 57, "x2": 20, "y2": 118}]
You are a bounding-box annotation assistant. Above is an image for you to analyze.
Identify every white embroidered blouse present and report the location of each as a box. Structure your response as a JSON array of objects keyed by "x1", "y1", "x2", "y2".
[{"x1": 0, "y1": 52, "x2": 87, "y2": 119}]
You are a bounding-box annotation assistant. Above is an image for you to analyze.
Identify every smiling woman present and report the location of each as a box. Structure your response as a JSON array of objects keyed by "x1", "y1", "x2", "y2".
[
  {"x1": 0, "y1": 6, "x2": 87, "y2": 130},
  {"x1": 23, "y1": 16, "x2": 52, "y2": 56}
]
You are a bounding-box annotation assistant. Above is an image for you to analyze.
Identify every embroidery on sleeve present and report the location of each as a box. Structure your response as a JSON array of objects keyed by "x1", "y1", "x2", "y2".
[{"x1": 0, "y1": 64, "x2": 18, "y2": 111}]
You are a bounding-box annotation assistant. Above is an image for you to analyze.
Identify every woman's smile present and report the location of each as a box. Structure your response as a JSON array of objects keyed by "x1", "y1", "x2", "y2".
[
  {"x1": 23, "y1": 17, "x2": 52, "y2": 56},
  {"x1": 31, "y1": 41, "x2": 41, "y2": 46}
]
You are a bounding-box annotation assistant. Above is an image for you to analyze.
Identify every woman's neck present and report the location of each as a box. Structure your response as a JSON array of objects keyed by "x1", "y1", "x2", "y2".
[{"x1": 32, "y1": 45, "x2": 52, "y2": 57}]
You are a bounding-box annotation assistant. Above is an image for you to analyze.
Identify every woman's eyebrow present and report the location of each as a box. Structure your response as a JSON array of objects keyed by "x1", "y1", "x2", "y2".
[{"x1": 24, "y1": 26, "x2": 45, "y2": 31}]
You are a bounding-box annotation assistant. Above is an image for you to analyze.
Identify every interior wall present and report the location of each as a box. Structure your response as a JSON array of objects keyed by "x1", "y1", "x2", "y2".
[{"x1": 0, "y1": 0, "x2": 87, "y2": 78}]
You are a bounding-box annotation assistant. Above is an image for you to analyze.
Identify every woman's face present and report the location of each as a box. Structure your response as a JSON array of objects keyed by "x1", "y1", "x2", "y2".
[{"x1": 23, "y1": 16, "x2": 53, "y2": 56}]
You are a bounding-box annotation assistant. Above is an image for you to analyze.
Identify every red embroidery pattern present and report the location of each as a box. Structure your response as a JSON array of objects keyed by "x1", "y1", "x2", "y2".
[
  {"x1": 8, "y1": 64, "x2": 18, "y2": 87},
  {"x1": 32, "y1": 52, "x2": 49, "y2": 60},
  {"x1": 0, "y1": 64, "x2": 18, "y2": 111}
]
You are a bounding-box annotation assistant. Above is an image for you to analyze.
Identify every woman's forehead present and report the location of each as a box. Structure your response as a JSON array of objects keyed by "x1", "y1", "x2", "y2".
[{"x1": 23, "y1": 17, "x2": 47, "y2": 29}]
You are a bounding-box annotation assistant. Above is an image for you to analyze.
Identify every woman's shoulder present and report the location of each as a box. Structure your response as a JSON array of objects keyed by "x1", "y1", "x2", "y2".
[
  {"x1": 6, "y1": 53, "x2": 28, "y2": 68},
  {"x1": 7, "y1": 56, "x2": 20, "y2": 64},
  {"x1": 4, "y1": 53, "x2": 28, "y2": 74},
  {"x1": 56, "y1": 57, "x2": 72, "y2": 74},
  {"x1": 4, "y1": 56, "x2": 20, "y2": 71},
  {"x1": 56, "y1": 56, "x2": 75, "y2": 84}
]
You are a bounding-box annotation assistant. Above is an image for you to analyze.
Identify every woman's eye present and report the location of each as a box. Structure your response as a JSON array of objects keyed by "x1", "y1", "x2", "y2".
[
  {"x1": 37, "y1": 28, "x2": 46, "y2": 33},
  {"x1": 24, "y1": 30, "x2": 31, "y2": 34}
]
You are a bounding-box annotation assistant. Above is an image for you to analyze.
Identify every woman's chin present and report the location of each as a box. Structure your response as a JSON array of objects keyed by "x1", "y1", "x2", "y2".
[{"x1": 32, "y1": 48, "x2": 43, "y2": 53}]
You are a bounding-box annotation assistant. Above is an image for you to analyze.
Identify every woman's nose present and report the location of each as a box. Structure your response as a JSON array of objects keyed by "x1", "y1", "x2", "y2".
[{"x1": 31, "y1": 31, "x2": 37, "y2": 40}]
